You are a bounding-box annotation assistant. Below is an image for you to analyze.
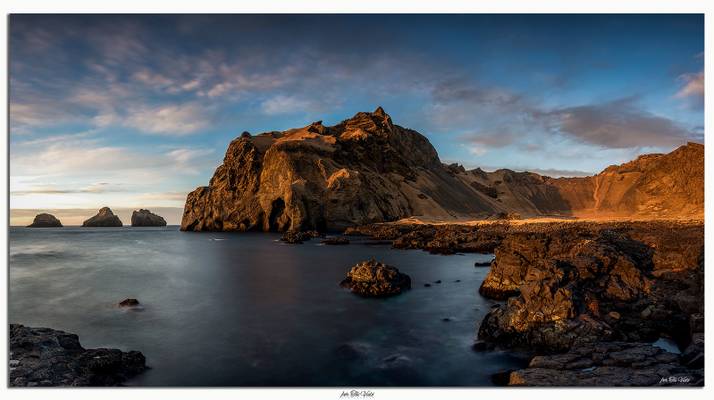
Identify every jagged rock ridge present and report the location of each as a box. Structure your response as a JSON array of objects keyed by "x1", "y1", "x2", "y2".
[{"x1": 181, "y1": 108, "x2": 703, "y2": 232}]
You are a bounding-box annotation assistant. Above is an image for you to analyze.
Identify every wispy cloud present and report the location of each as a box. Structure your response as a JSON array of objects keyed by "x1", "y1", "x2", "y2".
[
  {"x1": 675, "y1": 71, "x2": 704, "y2": 110},
  {"x1": 539, "y1": 97, "x2": 698, "y2": 149}
]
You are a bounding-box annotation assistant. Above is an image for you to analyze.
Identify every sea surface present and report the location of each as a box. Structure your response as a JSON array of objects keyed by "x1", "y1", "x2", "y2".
[{"x1": 9, "y1": 226, "x2": 525, "y2": 386}]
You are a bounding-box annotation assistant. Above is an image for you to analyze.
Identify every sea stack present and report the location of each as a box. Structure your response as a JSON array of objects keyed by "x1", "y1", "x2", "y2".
[
  {"x1": 131, "y1": 209, "x2": 167, "y2": 227},
  {"x1": 27, "y1": 213, "x2": 62, "y2": 228},
  {"x1": 82, "y1": 207, "x2": 123, "y2": 227}
]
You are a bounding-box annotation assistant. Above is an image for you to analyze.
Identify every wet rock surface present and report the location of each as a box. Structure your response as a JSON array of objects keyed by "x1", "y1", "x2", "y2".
[
  {"x1": 82, "y1": 207, "x2": 123, "y2": 227},
  {"x1": 321, "y1": 236, "x2": 350, "y2": 245},
  {"x1": 131, "y1": 209, "x2": 167, "y2": 226},
  {"x1": 340, "y1": 259, "x2": 411, "y2": 297},
  {"x1": 280, "y1": 230, "x2": 323, "y2": 244},
  {"x1": 9, "y1": 324, "x2": 146, "y2": 387},
  {"x1": 27, "y1": 213, "x2": 63, "y2": 228},
  {"x1": 507, "y1": 341, "x2": 703, "y2": 386}
]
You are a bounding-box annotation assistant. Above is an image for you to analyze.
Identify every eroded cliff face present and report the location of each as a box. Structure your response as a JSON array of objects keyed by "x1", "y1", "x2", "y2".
[
  {"x1": 181, "y1": 108, "x2": 703, "y2": 232},
  {"x1": 181, "y1": 107, "x2": 503, "y2": 232},
  {"x1": 452, "y1": 142, "x2": 704, "y2": 219}
]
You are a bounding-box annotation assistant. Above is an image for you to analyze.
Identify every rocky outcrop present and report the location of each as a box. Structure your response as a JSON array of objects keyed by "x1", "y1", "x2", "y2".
[
  {"x1": 280, "y1": 230, "x2": 322, "y2": 244},
  {"x1": 340, "y1": 259, "x2": 411, "y2": 297},
  {"x1": 507, "y1": 341, "x2": 702, "y2": 386},
  {"x1": 82, "y1": 207, "x2": 122, "y2": 227},
  {"x1": 322, "y1": 236, "x2": 350, "y2": 245},
  {"x1": 181, "y1": 107, "x2": 506, "y2": 232},
  {"x1": 477, "y1": 221, "x2": 703, "y2": 353},
  {"x1": 9, "y1": 324, "x2": 146, "y2": 387},
  {"x1": 131, "y1": 209, "x2": 167, "y2": 227},
  {"x1": 27, "y1": 213, "x2": 62, "y2": 228}
]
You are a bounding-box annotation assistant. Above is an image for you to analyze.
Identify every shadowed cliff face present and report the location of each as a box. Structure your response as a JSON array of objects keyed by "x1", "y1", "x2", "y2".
[{"x1": 180, "y1": 108, "x2": 703, "y2": 232}]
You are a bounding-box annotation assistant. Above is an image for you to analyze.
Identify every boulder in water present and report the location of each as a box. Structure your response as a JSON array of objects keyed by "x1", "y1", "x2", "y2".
[{"x1": 340, "y1": 259, "x2": 411, "y2": 297}]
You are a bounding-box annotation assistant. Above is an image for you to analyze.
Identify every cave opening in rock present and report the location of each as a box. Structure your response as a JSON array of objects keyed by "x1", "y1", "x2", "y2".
[{"x1": 268, "y1": 198, "x2": 288, "y2": 231}]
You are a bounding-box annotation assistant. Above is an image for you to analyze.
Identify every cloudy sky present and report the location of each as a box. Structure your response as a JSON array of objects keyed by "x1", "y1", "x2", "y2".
[{"x1": 10, "y1": 14, "x2": 704, "y2": 224}]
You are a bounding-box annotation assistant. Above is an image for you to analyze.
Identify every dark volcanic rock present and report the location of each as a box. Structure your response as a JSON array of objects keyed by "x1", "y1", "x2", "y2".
[
  {"x1": 340, "y1": 259, "x2": 411, "y2": 297},
  {"x1": 280, "y1": 230, "x2": 322, "y2": 244},
  {"x1": 9, "y1": 324, "x2": 146, "y2": 387},
  {"x1": 507, "y1": 341, "x2": 702, "y2": 386},
  {"x1": 82, "y1": 207, "x2": 122, "y2": 227},
  {"x1": 477, "y1": 221, "x2": 703, "y2": 353},
  {"x1": 118, "y1": 298, "x2": 140, "y2": 307},
  {"x1": 27, "y1": 213, "x2": 62, "y2": 228},
  {"x1": 321, "y1": 236, "x2": 350, "y2": 245},
  {"x1": 131, "y1": 209, "x2": 167, "y2": 227}
]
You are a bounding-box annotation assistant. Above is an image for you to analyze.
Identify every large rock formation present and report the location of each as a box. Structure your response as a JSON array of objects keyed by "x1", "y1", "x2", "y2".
[
  {"x1": 9, "y1": 324, "x2": 146, "y2": 386},
  {"x1": 131, "y1": 209, "x2": 167, "y2": 227},
  {"x1": 477, "y1": 222, "x2": 704, "y2": 353},
  {"x1": 82, "y1": 207, "x2": 123, "y2": 227},
  {"x1": 27, "y1": 213, "x2": 62, "y2": 228},
  {"x1": 181, "y1": 107, "x2": 504, "y2": 232},
  {"x1": 181, "y1": 108, "x2": 703, "y2": 232}
]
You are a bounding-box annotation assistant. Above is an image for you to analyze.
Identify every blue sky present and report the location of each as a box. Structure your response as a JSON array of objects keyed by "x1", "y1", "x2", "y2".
[{"x1": 10, "y1": 14, "x2": 704, "y2": 215}]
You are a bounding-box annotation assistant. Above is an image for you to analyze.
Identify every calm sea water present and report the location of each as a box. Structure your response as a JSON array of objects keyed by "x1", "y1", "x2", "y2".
[{"x1": 9, "y1": 226, "x2": 524, "y2": 386}]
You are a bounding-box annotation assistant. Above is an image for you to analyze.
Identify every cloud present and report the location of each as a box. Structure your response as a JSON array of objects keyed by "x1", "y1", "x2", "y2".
[
  {"x1": 125, "y1": 103, "x2": 214, "y2": 135},
  {"x1": 675, "y1": 71, "x2": 704, "y2": 109},
  {"x1": 539, "y1": 97, "x2": 697, "y2": 149}
]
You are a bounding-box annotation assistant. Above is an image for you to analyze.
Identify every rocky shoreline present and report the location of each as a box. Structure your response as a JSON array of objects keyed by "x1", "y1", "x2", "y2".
[
  {"x1": 9, "y1": 324, "x2": 147, "y2": 387},
  {"x1": 344, "y1": 219, "x2": 704, "y2": 386}
]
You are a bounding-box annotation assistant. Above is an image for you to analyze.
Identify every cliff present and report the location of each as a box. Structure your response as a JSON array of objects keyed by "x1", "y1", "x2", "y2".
[{"x1": 181, "y1": 108, "x2": 703, "y2": 232}]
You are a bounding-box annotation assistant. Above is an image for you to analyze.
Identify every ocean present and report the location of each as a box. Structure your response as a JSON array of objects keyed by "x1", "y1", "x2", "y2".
[{"x1": 8, "y1": 226, "x2": 524, "y2": 386}]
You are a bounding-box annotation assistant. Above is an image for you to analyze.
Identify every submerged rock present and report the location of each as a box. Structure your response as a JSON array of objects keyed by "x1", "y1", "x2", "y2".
[
  {"x1": 118, "y1": 298, "x2": 140, "y2": 307},
  {"x1": 340, "y1": 259, "x2": 411, "y2": 297},
  {"x1": 27, "y1": 213, "x2": 62, "y2": 228},
  {"x1": 280, "y1": 230, "x2": 323, "y2": 244},
  {"x1": 131, "y1": 209, "x2": 166, "y2": 227},
  {"x1": 321, "y1": 236, "x2": 350, "y2": 245},
  {"x1": 9, "y1": 324, "x2": 146, "y2": 387},
  {"x1": 82, "y1": 207, "x2": 122, "y2": 227}
]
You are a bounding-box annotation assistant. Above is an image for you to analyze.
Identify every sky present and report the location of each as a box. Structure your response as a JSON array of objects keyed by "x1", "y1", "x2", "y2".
[{"x1": 9, "y1": 14, "x2": 704, "y2": 224}]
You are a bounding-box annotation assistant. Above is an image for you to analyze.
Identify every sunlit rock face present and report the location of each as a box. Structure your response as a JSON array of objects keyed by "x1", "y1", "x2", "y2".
[
  {"x1": 180, "y1": 107, "x2": 501, "y2": 232},
  {"x1": 180, "y1": 107, "x2": 703, "y2": 233}
]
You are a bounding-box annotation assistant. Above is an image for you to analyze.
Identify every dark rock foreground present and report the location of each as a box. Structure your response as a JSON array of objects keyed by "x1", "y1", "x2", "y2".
[
  {"x1": 508, "y1": 341, "x2": 703, "y2": 386},
  {"x1": 131, "y1": 209, "x2": 167, "y2": 226},
  {"x1": 340, "y1": 259, "x2": 411, "y2": 297},
  {"x1": 82, "y1": 207, "x2": 123, "y2": 227},
  {"x1": 9, "y1": 324, "x2": 146, "y2": 387},
  {"x1": 27, "y1": 213, "x2": 62, "y2": 228},
  {"x1": 349, "y1": 219, "x2": 704, "y2": 386}
]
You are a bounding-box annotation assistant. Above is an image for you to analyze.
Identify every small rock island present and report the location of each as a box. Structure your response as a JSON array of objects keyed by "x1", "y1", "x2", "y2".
[
  {"x1": 27, "y1": 213, "x2": 63, "y2": 228},
  {"x1": 340, "y1": 259, "x2": 411, "y2": 297},
  {"x1": 82, "y1": 207, "x2": 123, "y2": 227},
  {"x1": 131, "y1": 209, "x2": 167, "y2": 227}
]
